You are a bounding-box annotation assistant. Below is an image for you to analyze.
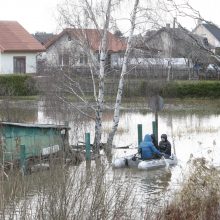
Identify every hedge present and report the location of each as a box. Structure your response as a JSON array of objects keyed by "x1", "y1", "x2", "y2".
[
  {"x1": 0, "y1": 74, "x2": 38, "y2": 96},
  {"x1": 1, "y1": 74, "x2": 219, "y2": 98},
  {"x1": 123, "y1": 80, "x2": 220, "y2": 98},
  {"x1": 163, "y1": 81, "x2": 220, "y2": 98}
]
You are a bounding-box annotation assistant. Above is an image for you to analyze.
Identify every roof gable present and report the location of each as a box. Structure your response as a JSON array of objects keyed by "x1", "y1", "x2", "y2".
[
  {"x1": 203, "y1": 23, "x2": 220, "y2": 43},
  {"x1": 0, "y1": 21, "x2": 45, "y2": 52},
  {"x1": 45, "y1": 28, "x2": 126, "y2": 52}
]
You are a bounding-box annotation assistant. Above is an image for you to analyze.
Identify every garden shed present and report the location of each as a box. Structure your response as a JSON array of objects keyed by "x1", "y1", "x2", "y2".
[{"x1": 0, "y1": 122, "x2": 70, "y2": 162}]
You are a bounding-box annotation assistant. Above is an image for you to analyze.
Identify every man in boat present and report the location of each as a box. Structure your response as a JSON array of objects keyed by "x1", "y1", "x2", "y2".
[
  {"x1": 158, "y1": 134, "x2": 171, "y2": 158},
  {"x1": 139, "y1": 134, "x2": 162, "y2": 160}
]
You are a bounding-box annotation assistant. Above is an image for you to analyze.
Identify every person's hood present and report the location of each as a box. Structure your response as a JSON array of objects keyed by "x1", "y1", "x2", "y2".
[
  {"x1": 143, "y1": 134, "x2": 152, "y2": 142},
  {"x1": 161, "y1": 134, "x2": 167, "y2": 141}
]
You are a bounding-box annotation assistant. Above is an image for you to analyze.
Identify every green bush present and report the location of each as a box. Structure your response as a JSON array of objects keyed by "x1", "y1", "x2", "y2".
[
  {"x1": 0, "y1": 74, "x2": 38, "y2": 96},
  {"x1": 163, "y1": 81, "x2": 220, "y2": 98},
  {"x1": 123, "y1": 80, "x2": 220, "y2": 98}
]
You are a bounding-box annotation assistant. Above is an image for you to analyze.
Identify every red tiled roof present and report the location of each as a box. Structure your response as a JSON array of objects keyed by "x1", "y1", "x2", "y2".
[
  {"x1": 45, "y1": 28, "x2": 127, "y2": 52},
  {"x1": 0, "y1": 21, "x2": 45, "y2": 52}
]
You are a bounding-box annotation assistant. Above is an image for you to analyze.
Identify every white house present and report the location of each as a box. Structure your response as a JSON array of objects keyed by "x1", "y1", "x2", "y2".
[
  {"x1": 193, "y1": 23, "x2": 220, "y2": 52},
  {"x1": 0, "y1": 21, "x2": 45, "y2": 74},
  {"x1": 45, "y1": 28, "x2": 126, "y2": 68}
]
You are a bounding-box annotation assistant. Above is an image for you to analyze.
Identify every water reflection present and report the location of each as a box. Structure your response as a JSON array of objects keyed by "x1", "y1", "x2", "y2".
[
  {"x1": 0, "y1": 100, "x2": 38, "y2": 122},
  {"x1": 139, "y1": 169, "x2": 172, "y2": 193},
  {"x1": 1, "y1": 100, "x2": 220, "y2": 206}
]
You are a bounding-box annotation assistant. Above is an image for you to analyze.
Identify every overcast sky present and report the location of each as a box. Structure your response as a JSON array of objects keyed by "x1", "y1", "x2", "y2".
[{"x1": 0, "y1": 0, "x2": 219, "y2": 34}]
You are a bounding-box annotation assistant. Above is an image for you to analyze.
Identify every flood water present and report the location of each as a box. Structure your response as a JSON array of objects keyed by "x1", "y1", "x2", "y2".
[{"x1": 1, "y1": 99, "x2": 220, "y2": 212}]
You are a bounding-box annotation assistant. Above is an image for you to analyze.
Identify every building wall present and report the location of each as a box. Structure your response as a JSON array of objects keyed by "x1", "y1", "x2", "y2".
[
  {"x1": 193, "y1": 25, "x2": 220, "y2": 48},
  {"x1": 147, "y1": 31, "x2": 172, "y2": 57},
  {"x1": 46, "y1": 33, "x2": 122, "y2": 68},
  {"x1": 0, "y1": 52, "x2": 37, "y2": 74},
  {"x1": 46, "y1": 34, "x2": 84, "y2": 66}
]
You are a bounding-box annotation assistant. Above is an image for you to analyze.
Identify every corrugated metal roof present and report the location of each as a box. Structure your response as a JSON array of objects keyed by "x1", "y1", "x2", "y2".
[
  {"x1": 0, "y1": 122, "x2": 70, "y2": 129},
  {"x1": 45, "y1": 28, "x2": 127, "y2": 52},
  {"x1": 0, "y1": 21, "x2": 45, "y2": 52},
  {"x1": 203, "y1": 23, "x2": 220, "y2": 43}
]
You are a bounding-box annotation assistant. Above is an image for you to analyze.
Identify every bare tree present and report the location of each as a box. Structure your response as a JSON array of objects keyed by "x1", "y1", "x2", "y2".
[
  {"x1": 107, "y1": 0, "x2": 140, "y2": 147},
  {"x1": 42, "y1": 0, "x2": 220, "y2": 156},
  {"x1": 43, "y1": 0, "x2": 144, "y2": 154}
]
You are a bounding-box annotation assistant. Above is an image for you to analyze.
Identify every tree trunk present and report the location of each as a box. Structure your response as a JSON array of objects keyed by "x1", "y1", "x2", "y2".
[
  {"x1": 93, "y1": 0, "x2": 112, "y2": 152},
  {"x1": 107, "y1": 0, "x2": 140, "y2": 148}
]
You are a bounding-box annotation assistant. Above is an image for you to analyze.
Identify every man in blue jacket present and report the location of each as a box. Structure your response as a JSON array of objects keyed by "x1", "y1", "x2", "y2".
[{"x1": 139, "y1": 134, "x2": 162, "y2": 160}]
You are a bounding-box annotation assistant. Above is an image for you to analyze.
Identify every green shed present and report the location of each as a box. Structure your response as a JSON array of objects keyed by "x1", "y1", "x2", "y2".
[{"x1": 0, "y1": 122, "x2": 70, "y2": 163}]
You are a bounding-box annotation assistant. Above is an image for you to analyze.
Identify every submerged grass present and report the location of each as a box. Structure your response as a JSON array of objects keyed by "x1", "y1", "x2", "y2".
[
  {"x1": 0, "y1": 160, "x2": 144, "y2": 219},
  {"x1": 1, "y1": 157, "x2": 220, "y2": 219}
]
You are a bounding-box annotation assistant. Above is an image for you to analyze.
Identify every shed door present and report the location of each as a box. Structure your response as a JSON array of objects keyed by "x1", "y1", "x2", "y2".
[{"x1": 13, "y1": 57, "x2": 26, "y2": 73}]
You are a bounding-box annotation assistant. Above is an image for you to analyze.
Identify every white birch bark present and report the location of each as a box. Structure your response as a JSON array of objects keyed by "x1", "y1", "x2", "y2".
[
  {"x1": 58, "y1": 0, "x2": 112, "y2": 152},
  {"x1": 107, "y1": 0, "x2": 140, "y2": 146},
  {"x1": 94, "y1": 0, "x2": 112, "y2": 151}
]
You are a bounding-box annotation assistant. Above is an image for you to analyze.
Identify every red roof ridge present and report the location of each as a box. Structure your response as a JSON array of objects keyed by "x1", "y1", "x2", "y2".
[
  {"x1": 45, "y1": 28, "x2": 127, "y2": 52},
  {"x1": 0, "y1": 20, "x2": 45, "y2": 52}
]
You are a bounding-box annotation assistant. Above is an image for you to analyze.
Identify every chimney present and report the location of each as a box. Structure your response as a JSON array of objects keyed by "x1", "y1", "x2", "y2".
[{"x1": 166, "y1": 23, "x2": 171, "y2": 29}]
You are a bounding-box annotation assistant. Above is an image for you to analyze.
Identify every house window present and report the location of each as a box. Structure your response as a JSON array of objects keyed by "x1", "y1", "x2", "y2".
[
  {"x1": 63, "y1": 54, "x2": 69, "y2": 65},
  {"x1": 79, "y1": 54, "x2": 84, "y2": 64},
  {"x1": 84, "y1": 55, "x2": 88, "y2": 64},
  {"x1": 59, "y1": 53, "x2": 69, "y2": 66},
  {"x1": 13, "y1": 57, "x2": 26, "y2": 73},
  {"x1": 79, "y1": 54, "x2": 88, "y2": 64},
  {"x1": 97, "y1": 54, "x2": 100, "y2": 62},
  {"x1": 203, "y1": 37, "x2": 209, "y2": 46}
]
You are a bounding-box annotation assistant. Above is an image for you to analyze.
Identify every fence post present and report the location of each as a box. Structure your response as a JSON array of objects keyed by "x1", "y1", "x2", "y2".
[
  {"x1": 138, "y1": 124, "x2": 142, "y2": 148},
  {"x1": 152, "y1": 119, "x2": 158, "y2": 147},
  {"x1": 85, "y1": 133, "x2": 91, "y2": 160},
  {"x1": 20, "y1": 145, "x2": 27, "y2": 175}
]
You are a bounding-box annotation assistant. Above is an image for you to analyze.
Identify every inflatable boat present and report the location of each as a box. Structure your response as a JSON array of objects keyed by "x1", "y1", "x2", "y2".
[{"x1": 112, "y1": 154, "x2": 177, "y2": 170}]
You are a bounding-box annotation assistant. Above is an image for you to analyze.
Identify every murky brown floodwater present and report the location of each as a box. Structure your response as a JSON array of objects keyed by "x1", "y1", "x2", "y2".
[{"x1": 1, "y1": 99, "x2": 220, "y2": 210}]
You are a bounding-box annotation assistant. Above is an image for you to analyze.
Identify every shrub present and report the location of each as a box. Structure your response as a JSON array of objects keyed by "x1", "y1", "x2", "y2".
[
  {"x1": 158, "y1": 157, "x2": 220, "y2": 220},
  {"x1": 162, "y1": 81, "x2": 220, "y2": 98},
  {"x1": 0, "y1": 74, "x2": 38, "y2": 96}
]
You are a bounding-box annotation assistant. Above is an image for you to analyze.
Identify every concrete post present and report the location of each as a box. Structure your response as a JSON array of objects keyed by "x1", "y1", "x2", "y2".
[
  {"x1": 138, "y1": 124, "x2": 142, "y2": 148},
  {"x1": 85, "y1": 133, "x2": 91, "y2": 160},
  {"x1": 20, "y1": 145, "x2": 26, "y2": 175}
]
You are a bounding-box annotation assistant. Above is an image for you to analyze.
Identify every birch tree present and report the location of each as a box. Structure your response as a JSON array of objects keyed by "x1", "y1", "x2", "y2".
[
  {"x1": 107, "y1": 0, "x2": 140, "y2": 146},
  {"x1": 50, "y1": 0, "x2": 148, "y2": 153},
  {"x1": 44, "y1": 0, "x2": 218, "y2": 155},
  {"x1": 53, "y1": 0, "x2": 118, "y2": 152},
  {"x1": 92, "y1": 0, "x2": 112, "y2": 152}
]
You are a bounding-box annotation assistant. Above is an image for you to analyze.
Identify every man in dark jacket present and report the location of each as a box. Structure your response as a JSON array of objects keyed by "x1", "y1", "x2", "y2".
[
  {"x1": 158, "y1": 134, "x2": 171, "y2": 158},
  {"x1": 139, "y1": 134, "x2": 162, "y2": 160}
]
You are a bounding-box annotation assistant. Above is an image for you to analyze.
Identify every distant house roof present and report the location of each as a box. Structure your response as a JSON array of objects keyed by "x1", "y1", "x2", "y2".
[
  {"x1": 0, "y1": 21, "x2": 45, "y2": 52},
  {"x1": 33, "y1": 32, "x2": 55, "y2": 45},
  {"x1": 45, "y1": 28, "x2": 127, "y2": 52},
  {"x1": 202, "y1": 23, "x2": 220, "y2": 43},
  {"x1": 143, "y1": 26, "x2": 213, "y2": 55}
]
